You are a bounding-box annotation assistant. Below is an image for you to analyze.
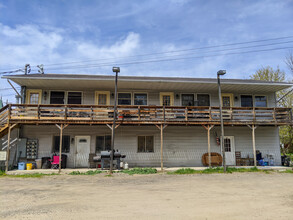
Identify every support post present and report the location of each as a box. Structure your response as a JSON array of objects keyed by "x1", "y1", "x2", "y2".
[
  {"x1": 202, "y1": 125, "x2": 214, "y2": 168},
  {"x1": 252, "y1": 125, "x2": 257, "y2": 166},
  {"x1": 5, "y1": 124, "x2": 11, "y2": 173},
  {"x1": 248, "y1": 125, "x2": 257, "y2": 166},
  {"x1": 5, "y1": 123, "x2": 17, "y2": 173},
  {"x1": 59, "y1": 124, "x2": 63, "y2": 173},
  {"x1": 156, "y1": 124, "x2": 167, "y2": 171},
  {"x1": 55, "y1": 124, "x2": 68, "y2": 173}
]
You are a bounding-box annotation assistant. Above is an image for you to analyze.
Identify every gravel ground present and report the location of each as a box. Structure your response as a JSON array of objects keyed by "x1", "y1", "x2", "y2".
[{"x1": 1, "y1": 172, "x2": 293, "y2": 220}]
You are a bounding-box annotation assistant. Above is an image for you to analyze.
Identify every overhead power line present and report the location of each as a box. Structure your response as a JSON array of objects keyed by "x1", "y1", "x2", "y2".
[
  {"x1": 44, "y1": 46, "x2": 293, "y2": 72},
  {"x1": 34, "y1": 35, "x2": 293, "y2": 68}
]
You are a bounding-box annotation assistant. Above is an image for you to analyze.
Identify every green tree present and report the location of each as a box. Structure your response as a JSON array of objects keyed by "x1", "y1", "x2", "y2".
[{"x1": 251, "y1": 66, "x2": 293, "y2": 153}]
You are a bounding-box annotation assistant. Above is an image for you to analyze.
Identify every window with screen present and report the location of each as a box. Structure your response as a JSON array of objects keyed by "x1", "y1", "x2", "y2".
[
  {"x1": 241, "y1": 95, "x2": 253, "y2": 107},
  {"x1": 255, "y1": 96, "x2": 267, "y2": 107},
  {"x1": 96, "y1": 135, "x2": 111, "y2": 153},
  {"x1": 50, "y1": 91, "x2": 65, "y2": 104},
  {"x1": 197, "y1": 94, "x2": 210, "y2": 106},
  {"x1": 67, "y1": 92, "x2": 82, "y2": 104},
  {"x1": 181, "y1": 94, "x2": 194, "y2": 106},
  {"x1": 138, "y1": 136, "x2": 154, "y2": 153},
  {"x1": 134, "y1": 93, "x2": 147, "y2": 105},
  {"x1": 118, "y1": 93, "x2": 131, "y2": 105},
  {"x1": 53, "y1": 136, "x2": 70, "y2": 153}
]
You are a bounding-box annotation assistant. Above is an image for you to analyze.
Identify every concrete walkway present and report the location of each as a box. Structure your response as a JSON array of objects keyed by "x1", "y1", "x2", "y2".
[{"x1": 6, "y1": 166, "x2": 292, "y2": 175}]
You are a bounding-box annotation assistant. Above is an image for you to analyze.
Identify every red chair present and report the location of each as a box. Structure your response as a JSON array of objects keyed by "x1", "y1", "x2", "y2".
[{"x1": 49, "y1": 156, "x2": 61, "y2": 169}]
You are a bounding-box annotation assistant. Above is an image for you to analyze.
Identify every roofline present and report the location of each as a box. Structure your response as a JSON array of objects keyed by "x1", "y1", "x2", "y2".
[{"x1": 3, "y1": 73, "x2": 293, "y2": 87}]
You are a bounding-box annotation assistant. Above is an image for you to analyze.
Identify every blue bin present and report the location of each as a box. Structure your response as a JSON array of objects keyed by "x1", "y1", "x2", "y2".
[{"x1": 18, "y1": 162, "x2": 26, "y2": 170}]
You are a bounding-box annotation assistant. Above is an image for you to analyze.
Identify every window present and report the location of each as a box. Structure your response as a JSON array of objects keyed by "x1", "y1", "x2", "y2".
[
  {"x1": 197, "y1": 94, "x2": 210, "y2": 106},
  {"x1": 53, "y1": 136, "x2": 70, "y2": 153},
  {"x1": 241, "y1": 95, "x2": 253, "y2": 107},
  {"x1": 96, "y1": 135, "x2": 111, "y2": 153},
  {"x1": 118, "y1": 93, "x2": 131, "y2": 105},
  {"x1": 29, "y1": 93, "x2": 40, "y2": 104},
  {"x1": 162, "y1": 95, "x2": 171, "y2": 106},
  {"x1": 50, "y1": 91, "x2": 65, "y2": 104},
  {"x1": 181, "y1": 94, "x2": 194, "y2": 106},
  {"x1": 134, "y1": 93, "x2": 147, "y2": 105},
  {"x1": 138, "y1": 136, "x2": 154, "y2": 153},
  {"x1": 255, "y1": 96, "x2": 267, "y2": 107},
  {"x1": 98, "y1": 94, "x2": 107, "y2": 105},
  {"x1": 68, "y1": 92, "x2": 82, "y2": 104},
  {"x1": 224, "y1": 138, "x2": 231, "y2": 152}
]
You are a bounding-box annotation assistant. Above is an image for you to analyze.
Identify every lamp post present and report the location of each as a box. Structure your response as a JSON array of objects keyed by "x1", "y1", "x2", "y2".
[
  {"x1": 110, "y1": 67, "x2": 120, "y2": 174},
  {"x1": 217, "y1": 70, "x2": 227, "y2": 172}
]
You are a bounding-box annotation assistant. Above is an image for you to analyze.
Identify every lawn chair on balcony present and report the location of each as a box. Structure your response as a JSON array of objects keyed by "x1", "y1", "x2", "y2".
[{"x1": 49, "y1": 155, "x2": 61, "y2": 169}]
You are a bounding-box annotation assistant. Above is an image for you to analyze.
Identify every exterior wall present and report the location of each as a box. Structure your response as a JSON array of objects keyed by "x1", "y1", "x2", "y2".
[
  {"x1": 36, "y1": 89, "x2": 276, "y2": 108},
  {"x1": 19, "y1": 125, "x2": 281, "y2": 168}
]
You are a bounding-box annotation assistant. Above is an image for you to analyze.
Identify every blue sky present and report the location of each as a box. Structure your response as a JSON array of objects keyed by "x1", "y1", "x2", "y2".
[{"x1": 1, "y1": 0, "x2": 293, "y2": 102}]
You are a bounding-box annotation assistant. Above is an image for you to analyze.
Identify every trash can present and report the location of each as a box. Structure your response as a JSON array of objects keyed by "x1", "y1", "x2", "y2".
[
  {"x1": 18, "y1": 162, "x2": 26, "y2": 170},
  {"x1": 61, "y1": 154, "x2": 67, "y2": 168},
  {"x1": 42, "y1": 157, "x2": 51, "y2": 169},
  {"x1": 35, "y1": 159, "x2": 42, "y2": 169}
]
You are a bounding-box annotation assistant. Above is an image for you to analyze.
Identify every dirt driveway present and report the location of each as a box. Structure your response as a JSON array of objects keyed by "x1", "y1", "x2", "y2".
[{"x1": 1, "y1": 172, "x2": 293, "y2": 220}]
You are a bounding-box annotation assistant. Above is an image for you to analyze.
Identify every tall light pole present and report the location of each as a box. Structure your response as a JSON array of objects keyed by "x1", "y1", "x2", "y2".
[
  {"x1": 110, "y1": 67, "x2": 120, "y2": 174},
  {"x1": 217, "y1": 70, "x2": 227, "y2": 172}
]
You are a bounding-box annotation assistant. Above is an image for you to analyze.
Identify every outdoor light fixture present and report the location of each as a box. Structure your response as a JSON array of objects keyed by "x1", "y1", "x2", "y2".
[
  {"x1": 110, "y1": 67, "x2": 120, "y2": 174},
  {"x1": 112, "y1": 67, "x2": 120, "y2": 73},
  {"x1": 217, "y1": 70, "x2": 226, "y2": 76},
  {"x1": 217, "y1": 70, "x2": 227, "y2": 172}
]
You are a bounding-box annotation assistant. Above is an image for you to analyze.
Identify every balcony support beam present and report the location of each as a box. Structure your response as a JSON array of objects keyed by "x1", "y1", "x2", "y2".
[
  {"x1": 247, "y1": 125, "x2": 258, "y2": 166},
  {"x1": 202, "y1": 124, "x2": 215, "y2": 168},
  {"x1": 156, "y1": 124, "x2": 167, "y2": 171},
  {"x1": 5, "y1": 123, "x2": 17, "y2": 173},
  {"x1": 55, "y1": 124, "x2": 68, "y2": 173}
]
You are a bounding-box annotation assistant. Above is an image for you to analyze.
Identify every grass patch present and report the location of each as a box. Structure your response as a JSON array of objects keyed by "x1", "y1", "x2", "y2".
[
  {"x1": 167, "y1": 167, "x2": 273, "y2": 175},
  {"x1": 0, "y1": 172, "x2": 59, "y2": 178},
  {"x1": 104, "y1": 174, "x2": 113, "y2": 177},
  {"x1": 121, "y1": 167, "x2": 157, "y2": 175},
  {"x1": 68, "y1": 170, "x2": 103, "y2": 175},
  {"x1": 279, "y1": 169, "x2": 293, "y2": 173}
]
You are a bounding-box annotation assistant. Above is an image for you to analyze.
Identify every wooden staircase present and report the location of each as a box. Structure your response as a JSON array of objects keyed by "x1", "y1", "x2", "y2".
[{"x1": 0, "y1": 105, "x2": 9, "y2": 138}]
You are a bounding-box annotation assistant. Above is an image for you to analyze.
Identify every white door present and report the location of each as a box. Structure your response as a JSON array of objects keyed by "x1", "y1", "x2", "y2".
[
  {"x1": 223, "y1": 136, "x2": 235, "y2": 166},
  {"x1": 75, "y1": 136, "x2": 91, "y2": 167}
]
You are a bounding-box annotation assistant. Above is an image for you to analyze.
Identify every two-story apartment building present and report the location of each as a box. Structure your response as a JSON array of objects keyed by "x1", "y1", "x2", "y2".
[{"x1": 1, "y1": 73, "x2": 293, "y2": 169}]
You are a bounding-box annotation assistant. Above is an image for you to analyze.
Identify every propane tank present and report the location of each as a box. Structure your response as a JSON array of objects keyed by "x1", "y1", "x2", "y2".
[{"x1": 120, "y1": 161, "x2": 124, "y2": 168}]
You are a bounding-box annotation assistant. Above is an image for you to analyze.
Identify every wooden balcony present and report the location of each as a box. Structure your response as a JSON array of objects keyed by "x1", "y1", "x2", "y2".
[{"x1": 1, "y1": 104, "x2": 292, "y2": 127}]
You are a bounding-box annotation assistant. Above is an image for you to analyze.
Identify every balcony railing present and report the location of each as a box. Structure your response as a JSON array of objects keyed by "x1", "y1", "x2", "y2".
[{"x1": 1, "y1": 104, "x2": 292, "y2": 126}]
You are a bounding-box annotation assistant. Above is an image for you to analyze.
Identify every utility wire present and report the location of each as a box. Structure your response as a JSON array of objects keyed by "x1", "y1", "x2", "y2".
[
  {"x1": 36, "y1": 39, "x2": 293, "y2": 69},
  {"x1": 35, "y1": 35, "x2": 293, "y2": 67},
  {"x1": 45, "y1": 46, "x2": 293, "y2": 72}
]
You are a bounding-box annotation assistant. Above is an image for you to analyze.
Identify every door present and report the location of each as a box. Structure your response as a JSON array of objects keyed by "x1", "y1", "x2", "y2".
[
  {"x1": 221, "y1": 93, "x2": 234, "y2": 107},
  {"x1": 95, "y1": 91, "x2": 110, "y2": 105},
  {"x1": 160, "y1": 92, "x2": 174, "y2": 106},
  {"x1": 75, "y1": 136, "x2": 91, "y2": 167},
  {"x1": 223, "y1": 136, "x2": 235, "y2": 166},
  {"x1": 26, "y1": 89, "x2": 42, "y2": 104}
]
